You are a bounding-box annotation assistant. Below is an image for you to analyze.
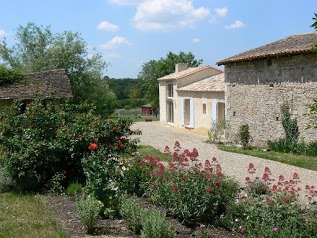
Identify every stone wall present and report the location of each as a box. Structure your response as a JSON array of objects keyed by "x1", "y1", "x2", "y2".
[{"x1": 225, "y1": 53, "x2": 317, "y2": 147}]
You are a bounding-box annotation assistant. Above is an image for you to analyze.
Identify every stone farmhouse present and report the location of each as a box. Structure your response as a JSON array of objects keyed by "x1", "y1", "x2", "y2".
[
  {"x1": 0, "y1": 69, "x2": 72, "y2": 110},
  {"x1": 158, "y1": 63, "x2": 225, "y2": 134},
  {"x1": 217, "y1": 32, "x2": 317, "y2": 147}
]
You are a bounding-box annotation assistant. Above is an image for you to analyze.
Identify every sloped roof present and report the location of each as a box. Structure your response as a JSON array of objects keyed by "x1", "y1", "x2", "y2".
[
  {"x1": 217, "y1": 32, "x2": 317, "y2": 65},
  {"x1": 177, "y1": 73, "x2": 224, "y2": 92},
  {"x1": 0, "y1": 69, "x2": 73, "y2": 100},
  {"x1": 158, "y1": 65, "x2": 222, "y2": 80}
]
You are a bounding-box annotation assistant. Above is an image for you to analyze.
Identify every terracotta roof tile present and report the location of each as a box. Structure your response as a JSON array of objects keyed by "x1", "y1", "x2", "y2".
[
  {"x1": 177, "y1": 73, "x2": 224, "y2": 92},
  {"x1": 158, "y1": 65, "x2": 222, "y2": 80},
  {"x1": 217, "y1": 32, "x2": 317, "y2": 65},
  {"x1": 0, "y1": 69, "x2": 73, "y2": 100}
]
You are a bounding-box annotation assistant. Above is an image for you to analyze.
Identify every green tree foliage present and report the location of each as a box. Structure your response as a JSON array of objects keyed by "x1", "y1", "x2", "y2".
[
  {"x1": 0, "y1": 22, "x2": 115, "y2": 116},
  {"x1": 0, "y1": 65, "x2": 25, "y2": 86},
  {"x1": 105, "y1": 76, "x2": 147, "y2": 109},
  {"x1": 138, "y1": 51, "x2": 203, "y2": 107}
]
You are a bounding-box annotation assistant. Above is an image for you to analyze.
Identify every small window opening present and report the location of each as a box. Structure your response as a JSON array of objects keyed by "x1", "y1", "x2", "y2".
[
  {"x1": 233, "y1": 111, "x2": 236, "y2": 116},
  {"x1": 202, "y1": 103, "x2": 206, "y2": 114}
]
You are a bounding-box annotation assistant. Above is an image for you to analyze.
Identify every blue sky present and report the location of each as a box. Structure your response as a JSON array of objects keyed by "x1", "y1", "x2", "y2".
[{"x1": 0, "y1": 0, "x2": 316, "y2": 78}]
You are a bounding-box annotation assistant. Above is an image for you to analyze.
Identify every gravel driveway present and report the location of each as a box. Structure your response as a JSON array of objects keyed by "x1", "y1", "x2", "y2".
[{"x1": 131, "y1": 121, "x2": 317, "y2": 202}]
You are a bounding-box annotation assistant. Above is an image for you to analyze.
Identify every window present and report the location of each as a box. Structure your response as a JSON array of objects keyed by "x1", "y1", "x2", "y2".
[
  {"x1": 167, "y1": 83, "x2": 173, "y2": 98},
  {"x1": 202, "y1": 103, "x2": 206, "y2": 114},
  {"x1": 167, "y1": 100, "x2": 174, "y2": 123}
]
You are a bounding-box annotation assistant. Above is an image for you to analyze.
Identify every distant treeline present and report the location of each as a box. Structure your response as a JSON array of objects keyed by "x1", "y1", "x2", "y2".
[{"x1": 104, "y1": 76, "x2": 148, "y2": 109}]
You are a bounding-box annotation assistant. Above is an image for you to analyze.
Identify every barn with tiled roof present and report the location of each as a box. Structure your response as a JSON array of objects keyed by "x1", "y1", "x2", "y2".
[{"x1": 217, "y1": 32, "x2": 317, "y2": 147}]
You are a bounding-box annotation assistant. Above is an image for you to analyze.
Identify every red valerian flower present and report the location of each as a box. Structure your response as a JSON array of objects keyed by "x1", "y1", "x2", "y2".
[
  {"x1": 206, "y1": 186, "x2": 211, "y2": 192},
  {"x1": 171, "y1": 183, "x2": 179, "y2": 192},
  {"x1": 293, "y1": 172, "x2": 300, "y2": 181},
  {"x1": 248, "y1": 163, "x2": 256, "y2": 174},
  {"x1": 29, "y1": 102, "x2": 33, "y2": 106},
  {"x1": 215, "y1": 180, "x2": 221, "y2": 188},
  {"x1": 88, "y1": 143, "x2": 98, "y2": 150}
]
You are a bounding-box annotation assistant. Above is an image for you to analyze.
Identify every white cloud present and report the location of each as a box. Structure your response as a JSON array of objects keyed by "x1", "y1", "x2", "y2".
[
  {"x1": 97, "y1": 21, "x2": 119, "y2": 31},
  {"x1": 215, "y1": 8, "x2": 228, "y2": 17},
  {"x1": 225, "y1": 20, "x2": 245, "y2": 29},
  {"x1": 108, "y1": 0, "x2": 141, "y2": 6},
  {"x1": 0, "y1": 29, "x2": 8, "y2": 38},
  {"x1": 100, "y1": 36, "x2": 131, "y2": 50},
  {"x1": 209, "y1": 7, "x2": 228, "y2": 23},
  {"x1": 192, "y1": 38, "x2": 200, "y2": 43},
  {"x1": 132, "y1": 0, "x2": 210, "y2": 31}
]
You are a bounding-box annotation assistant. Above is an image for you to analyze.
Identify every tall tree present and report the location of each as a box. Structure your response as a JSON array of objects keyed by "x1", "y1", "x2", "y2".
[
  {"x1": 138, "y1": 51, "x2": 203, "y2": 107},
  {"x1": 0, "y1": 22, "x2": 115, "y2": 116}
]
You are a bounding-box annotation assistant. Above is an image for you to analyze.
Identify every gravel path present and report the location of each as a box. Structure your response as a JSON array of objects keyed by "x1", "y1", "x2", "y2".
[{"x1": 132, "y1": 121, "x2": 317, "y2": 202}]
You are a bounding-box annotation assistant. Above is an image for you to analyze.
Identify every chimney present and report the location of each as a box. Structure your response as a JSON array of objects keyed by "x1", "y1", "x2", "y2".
[{"x1": 175, "y1": 63, "x2": 188, "y2": 73}]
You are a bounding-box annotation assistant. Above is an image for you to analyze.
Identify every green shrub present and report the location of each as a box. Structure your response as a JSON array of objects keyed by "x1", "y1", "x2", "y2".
[
  {"x1": 220, "y1": 163, "x2": 317, "y2": 237},
  {"x1": 0, "y1": 65, "x2": 25, "y2": 86},
  {"x1": 142, "y1": 142, "x2": 238, "y2": 225},
  {"x1": 141, "y1": 209, "x2": 176, "y2": 238},
  {"x1": 119, "y1": 194, "x2": 144, "y2": 233},
  {"x1": 66, "y1": 182, "x2": 83, "y2": 196},
  {"x1": 76, "y1": 194, "x2": 103, "y2": 234},
  {"x1": 118, "y1": 154, "x2": 152, "y2": 196},
  {"x1": 238, "y1": 124, "x2": 250, "y2": 149},
  {"x1": 0, "y1": 98, "x2": 140, "y2": 192},
  {"x1": 281, "y1": 102, "x2": 299, "y2": 145}
]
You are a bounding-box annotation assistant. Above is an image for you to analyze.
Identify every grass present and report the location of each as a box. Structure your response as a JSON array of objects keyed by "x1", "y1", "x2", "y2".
[
  {"x1": 111, "y1": 114, "x2": 160, "y2": 122},
  {"x1": 137, "y1": 145, "x2": 172, "y2": 161},
  {"x1": 218, "y1": 144, "x2": 317, "y2": 172},
  {"x1": 0, "y1": 193, "x2": 68, "y2": 238}
]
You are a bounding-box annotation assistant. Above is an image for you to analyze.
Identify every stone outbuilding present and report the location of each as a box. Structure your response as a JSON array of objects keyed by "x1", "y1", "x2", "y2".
[
  {"x1": 0, "y1": 69, "x2": 73, "y2": 110},
  {"x1": 158, "y1": 63, "x2": 225, "y2": 134},
  {"x1": 217, "y1": 32, "x2": 317, "y2": 147}
]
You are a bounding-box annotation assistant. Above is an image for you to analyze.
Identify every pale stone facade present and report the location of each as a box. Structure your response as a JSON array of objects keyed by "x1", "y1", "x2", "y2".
[
  {"x1": 218, "y1": 33, "x2": 317, "y2": 147},
  {"x1": 158, "y1": 64, "x2": 225, "y2": 135}
]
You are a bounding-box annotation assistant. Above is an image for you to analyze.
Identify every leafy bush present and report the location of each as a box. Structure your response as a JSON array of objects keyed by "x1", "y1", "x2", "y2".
[
  {"x1": 117, "y1": 154, "x2": 152, "y2": 196},
  {"x1": 0, "y1": 98, "x2": 140, "y2": 192},
  {"x1": 268, "y1": 138, "x2": 317, "y2": 156},
  {"x1": 76, "y1": 194, "x2": 103, "y2": 234},
  {"x1": 67, "y1": 182, "x2": 83, "y2": 196},
  {"x1": 238, "y1": 124, "x2": 250, "y2": 149},
  {"x1": 0, "y1": 65, "x2": 25, "y2": 86},
  {"x1": 119, "y1": 194, "x2": 144, "y2": 233},
  {"x1": 281, "y1": 102, "x2": 299, "y2": 145},
  {"x1": 141, "y1": 209, "x2": 176, "y2": 238},
  {"x1": 141, "y1": 142, "x2": 238, "y2": 225},
  {"x1": 208, "y1": 120, "x2": 229, "y2": 143}
]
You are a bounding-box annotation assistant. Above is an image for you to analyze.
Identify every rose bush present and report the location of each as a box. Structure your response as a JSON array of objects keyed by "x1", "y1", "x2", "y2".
[{"x1": 0, "y1": 98, "x2": 140, "y2": 192}]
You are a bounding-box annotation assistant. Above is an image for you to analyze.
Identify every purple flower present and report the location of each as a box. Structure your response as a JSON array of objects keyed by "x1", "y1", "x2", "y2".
[
  {"x1": 272, "y1": 226, "x2": 278, "y2": 232},
  {"x1": 259, "y1": 235, "x2": 265, "y2": 238}
]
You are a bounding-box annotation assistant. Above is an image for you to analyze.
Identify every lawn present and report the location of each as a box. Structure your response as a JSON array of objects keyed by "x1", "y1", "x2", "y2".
[
  {"x1": 0, "y1": 193, "x2": 68, "y2": 238},
  {"x1": 137, "y1": 145, "x2": 173, "y2": 161},
  {"x1": 218, "y1": 144, "x2": 317, "y2": 172}
]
